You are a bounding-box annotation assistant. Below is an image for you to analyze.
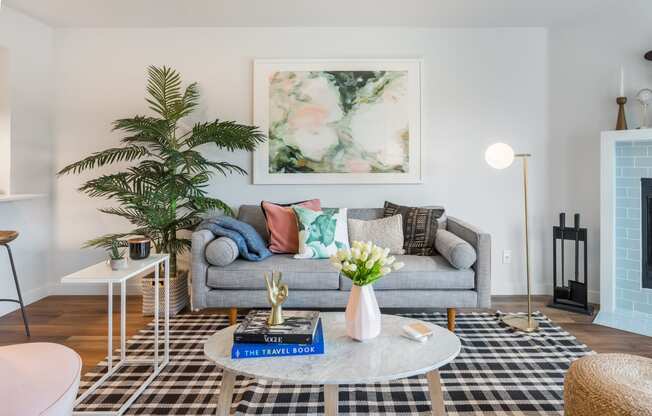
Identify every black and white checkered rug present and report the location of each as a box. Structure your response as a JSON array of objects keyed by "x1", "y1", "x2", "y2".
[{"x1": 76, "y1": 312, "x2": 591, "y2": 415}]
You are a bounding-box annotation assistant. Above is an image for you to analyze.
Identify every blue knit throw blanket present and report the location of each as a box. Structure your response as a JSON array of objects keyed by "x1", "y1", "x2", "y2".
[{"x1": 196, "y1": 216, "x2": 272, "y2": 262}]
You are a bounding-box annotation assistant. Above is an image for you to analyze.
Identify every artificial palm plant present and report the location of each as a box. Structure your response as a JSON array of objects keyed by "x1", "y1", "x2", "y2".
[{"x1": 58, "y1": 66, "x2": 265, "y2": 277}]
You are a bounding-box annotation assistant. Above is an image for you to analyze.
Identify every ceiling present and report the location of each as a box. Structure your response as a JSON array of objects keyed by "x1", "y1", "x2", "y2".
[{"x1": 3, "y1": 0, "x2": 629, "y2": 28}]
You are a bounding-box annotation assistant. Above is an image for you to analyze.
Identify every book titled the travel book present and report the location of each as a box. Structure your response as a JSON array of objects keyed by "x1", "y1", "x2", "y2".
[
  {"x1": 233, "y1": 310, "x2": 321, "y2": 344},
  {"x1": 231, "y1": 319, "x2": 324, "y2": 359}
]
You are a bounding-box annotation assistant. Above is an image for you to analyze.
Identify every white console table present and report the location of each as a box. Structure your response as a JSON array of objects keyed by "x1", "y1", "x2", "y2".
[{"x1": 61, "y1": 254, "x2": 170, "y2": 415}]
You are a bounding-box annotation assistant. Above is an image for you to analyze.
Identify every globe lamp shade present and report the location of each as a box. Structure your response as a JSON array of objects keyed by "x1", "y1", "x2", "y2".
[{"x1": 485, "y1": 143, "x2": 515, "y2": 170}]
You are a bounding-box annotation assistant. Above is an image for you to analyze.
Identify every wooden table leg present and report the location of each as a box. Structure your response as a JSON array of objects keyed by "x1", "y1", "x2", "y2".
[
  {"x1": 427, "y1": 370, "x2": 446, "y2": 416},
  {"x1": 216, "y1": 370, "x2": 236, "y2": 416},
  {"x1": 447, "y1": 308, "x2": 456, "y2": 332},
  {"x1": 229, "y1": 307, "x2": 238, "y2": 326},
  {"x1": 324, "y1": 384, "x2": 338, "y2": 416}
]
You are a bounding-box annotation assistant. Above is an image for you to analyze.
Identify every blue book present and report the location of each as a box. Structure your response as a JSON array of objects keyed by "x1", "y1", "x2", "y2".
[{"x1": 231, "y1": 319, "x2": 324, "y2": 359}]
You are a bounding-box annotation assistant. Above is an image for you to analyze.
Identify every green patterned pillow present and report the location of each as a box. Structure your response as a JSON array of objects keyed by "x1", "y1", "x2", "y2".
[{"x1": 293, "y1": 206, "x2": 349, "y2": 259}]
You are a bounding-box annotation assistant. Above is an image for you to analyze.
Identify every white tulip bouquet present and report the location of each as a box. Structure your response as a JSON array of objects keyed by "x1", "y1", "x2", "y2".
[{"x1": 330, "y1": 241, "x2": 405, "y2": 286}]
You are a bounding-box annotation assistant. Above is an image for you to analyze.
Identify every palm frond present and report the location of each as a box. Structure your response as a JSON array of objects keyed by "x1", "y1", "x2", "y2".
[
  {"x1": 58, "y1": 145, "x2": 150, "y2": 175},
  {"x1": 82, "y1": 232, "x2": 136, "y2": 249},
  {"x1": 168, "y1": 237, "x2": 192, "y2": 254},
  {"x1": 173, "y1": 82, "x2": 199, "y2": 120},
  {"x1": 78, "y1": 173, "x2": 133, "y2": 198},
  {"x1": 113, "y1": 116, "x2": 170, "y2": 148},
  {"x1": 186, "y1": 196, "x2": 234, "y2": 216},
  {"x1": 99, "y1": 207, "x2": 150, "y2": 226},
  {"x1": 178, "y1": 150, "x2": 247, "y2": 176},
  {"x1": 206, "y1": 161, "x2": 247, "y2": 176},
  {"x1": 184, "y1": 120, "x2": 266, "y2": 151},
  {"x1": 146, "y1": 66, "x2": 182, "y2": 119}
]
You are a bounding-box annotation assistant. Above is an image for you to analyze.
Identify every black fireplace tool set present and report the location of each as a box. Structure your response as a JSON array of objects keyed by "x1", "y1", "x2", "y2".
[{"x1": 548, "y1": 213, "x2": 594, "y2": 315}]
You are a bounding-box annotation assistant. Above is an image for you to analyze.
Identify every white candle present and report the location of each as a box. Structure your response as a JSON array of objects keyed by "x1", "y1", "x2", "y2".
[{"x1": 620, "y1": 66, "x2": 625, "y2": 97}]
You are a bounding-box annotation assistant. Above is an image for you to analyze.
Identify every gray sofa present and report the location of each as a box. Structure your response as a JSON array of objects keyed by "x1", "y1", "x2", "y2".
[{"x1": 191, "y1": 205, "x2": 491, "y2": 330}]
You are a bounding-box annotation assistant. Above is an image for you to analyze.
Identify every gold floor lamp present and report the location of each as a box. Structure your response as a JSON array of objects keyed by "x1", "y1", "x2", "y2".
[{"x1": 485, "y1": 143, "x2": 538, "y2": 332}]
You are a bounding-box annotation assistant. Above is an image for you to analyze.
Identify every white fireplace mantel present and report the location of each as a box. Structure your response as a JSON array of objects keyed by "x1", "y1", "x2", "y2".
[{"x1": 597, "y1": 128, "x2": 652, "y2": 337}]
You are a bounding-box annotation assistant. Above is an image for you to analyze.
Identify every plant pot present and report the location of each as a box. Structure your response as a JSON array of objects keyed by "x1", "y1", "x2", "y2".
[
  {"x1": 141, "y1": 270, "x2": 189, "y2": 317},
  {"x1": 109, "y1": 258, "x2": 128, "y2": 271},
  {"x1": 128, "y1": 237, "x2": 151, "y2": 260},
  {"x1": 345, "y1": 284, "x2": 381, "y2": 341}
]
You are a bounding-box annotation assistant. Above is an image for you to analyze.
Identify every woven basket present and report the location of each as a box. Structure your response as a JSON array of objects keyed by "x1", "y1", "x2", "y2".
[{"x1": 141, "y1": 270, "x2": 189, "y2": 317}]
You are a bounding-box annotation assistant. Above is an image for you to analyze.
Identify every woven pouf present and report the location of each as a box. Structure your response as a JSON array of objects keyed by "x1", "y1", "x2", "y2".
[{"x1": 564, "y1": 353, "x2": 652, "y2": 416}]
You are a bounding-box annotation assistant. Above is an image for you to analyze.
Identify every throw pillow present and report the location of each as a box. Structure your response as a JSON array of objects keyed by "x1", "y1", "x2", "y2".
[
  {"x1": 347, "y1": 215, "x2": 405, "y2": 255},
  {"x1": 293, "y1": 206, "x2": 349, "y2": 259},
  {"x1": 205, "y1": 237, "x2": 239, "y2": 266},
  {"x1": 435, "y1": 229, "x2": 477, "y2": 269},
  {"x1": 261, "y1": 199, "x2": 321, "y2": 254},
  {"x1": 384, "y1": 201, "x2": 445, "y2": 256}
]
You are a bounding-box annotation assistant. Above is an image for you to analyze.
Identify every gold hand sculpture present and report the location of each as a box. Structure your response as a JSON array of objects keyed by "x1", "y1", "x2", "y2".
[{"x1": 264, "y1": 271, "x2": 288, "y2": 326}]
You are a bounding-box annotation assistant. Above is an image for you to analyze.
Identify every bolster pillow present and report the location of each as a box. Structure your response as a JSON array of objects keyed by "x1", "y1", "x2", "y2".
[
  {"x1": 435, "y1": 229, "x2": 477, "y2": 270},
  {"x1": 205, "y1": 237, "x2": 239, "y2": 267}
]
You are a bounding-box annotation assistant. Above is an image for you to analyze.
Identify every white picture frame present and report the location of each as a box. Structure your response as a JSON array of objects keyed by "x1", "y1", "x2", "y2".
[{"x1": 253, "y1": 59, "x2": 422, "y2": 184}]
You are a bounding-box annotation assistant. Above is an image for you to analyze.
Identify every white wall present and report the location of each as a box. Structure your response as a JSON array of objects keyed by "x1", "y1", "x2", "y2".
[
  {"x1": 549, "y1": 2, "x2": 652, "y2": 302},
  {"x1": 52, "y1": 27, "x2": 550, "y2": 296},
  {"x1": 0, "y1": 7, "x2": 54, "y2": 315},
  {"x1": 0, "y1": 47, "x2": 9, "y2": 195}
]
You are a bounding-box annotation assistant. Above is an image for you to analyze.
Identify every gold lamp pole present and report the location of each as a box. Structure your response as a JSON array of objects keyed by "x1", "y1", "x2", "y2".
[{"x1": 485, "y1": 143, "x2": 538, "y2": 332}]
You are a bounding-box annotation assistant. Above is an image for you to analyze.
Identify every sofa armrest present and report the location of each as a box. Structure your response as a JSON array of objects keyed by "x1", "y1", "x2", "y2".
[
  {"x1": 190, "y1": 229, "x2": 215, "y2": 311},
  {"x1": 446, "y1": 216, "x2": 491, "y2": 308}
]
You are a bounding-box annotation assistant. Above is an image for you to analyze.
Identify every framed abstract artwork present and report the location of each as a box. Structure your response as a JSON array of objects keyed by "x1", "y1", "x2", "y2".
[{"x1": 253, "y1": 59, "x2": 422, "y2": 184}]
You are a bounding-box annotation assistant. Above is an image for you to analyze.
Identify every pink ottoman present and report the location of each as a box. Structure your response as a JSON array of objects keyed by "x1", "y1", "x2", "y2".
[{"x1": 0, "y1": 342, "x2": 82, "y2": 415}]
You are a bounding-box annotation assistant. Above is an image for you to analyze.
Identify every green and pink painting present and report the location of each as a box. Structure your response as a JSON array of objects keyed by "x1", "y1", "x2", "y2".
[{"x1": 267, "y1": 70, "x2": 409, "y2": 174}]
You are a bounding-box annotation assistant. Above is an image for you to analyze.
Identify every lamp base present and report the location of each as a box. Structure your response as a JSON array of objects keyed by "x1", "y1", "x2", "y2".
[{"x1": 502, "y1": 314, "x2": 539, "y2": 332}]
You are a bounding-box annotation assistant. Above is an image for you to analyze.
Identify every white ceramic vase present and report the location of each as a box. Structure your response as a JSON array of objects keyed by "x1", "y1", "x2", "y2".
[{"x1": 345, "y1": 284, "x2": 381, "y2": 341}]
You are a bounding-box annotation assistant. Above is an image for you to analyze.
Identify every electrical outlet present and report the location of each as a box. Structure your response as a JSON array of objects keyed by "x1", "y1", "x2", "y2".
[{"x1": 502, "y1": 250, "x2": 512, "y2": 264}]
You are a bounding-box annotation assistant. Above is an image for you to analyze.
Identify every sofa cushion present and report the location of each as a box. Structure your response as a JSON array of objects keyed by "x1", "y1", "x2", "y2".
[
  {"x1": 348, "y1": 214, "x2": 405, "y2": 255},
  {"x1": 205, "y1": 237, "x2": 239, "y2": 267},
  {"x1": 294, "y1": 207, "x2": 350, "y2": 259},
  {"x1": 347, "y1": 208, "x2": 384, "y2": 221},
  {"x1": 261, "y1": 199, "x2": 321, "y2": 254},
  {"x1": 383, "y1": 202, "x2": 445, "y2": 256},
  {"x1": 435, "y1": 229, "x2": 477, "y2": 269},
  {"x1": 339, "y1": 255, "x2": 475, "y2": 290},
  {"x1": 207, "y1": 254, "x2": 340, "y2": 290},
  {"x1": 237, "y1": 205, "x2": 270, "y2": 244}
]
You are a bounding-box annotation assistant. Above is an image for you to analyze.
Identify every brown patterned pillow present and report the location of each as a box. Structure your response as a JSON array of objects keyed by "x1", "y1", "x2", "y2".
[{"x1": 383, "y1": 201, "x2": 445, "y2": 256}]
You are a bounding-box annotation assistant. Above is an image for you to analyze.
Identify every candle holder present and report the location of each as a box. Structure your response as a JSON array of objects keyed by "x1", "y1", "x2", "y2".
[
  {"x1": 616, "y1": 96, "x2": 628, "y2": 130},
  {"x1": 637, "y1": 89, "x2": 652, "y2": 129}
]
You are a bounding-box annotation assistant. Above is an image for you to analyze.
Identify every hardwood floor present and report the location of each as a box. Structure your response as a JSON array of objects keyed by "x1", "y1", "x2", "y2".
[{"x1": 0, "y1": 295, "x2": 650, "y2": 374}]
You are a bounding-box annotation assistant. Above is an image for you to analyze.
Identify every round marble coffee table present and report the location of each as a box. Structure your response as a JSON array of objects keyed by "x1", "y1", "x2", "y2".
[{"x1": 204, "y1": 312, "x2": 461, "y2": 416}]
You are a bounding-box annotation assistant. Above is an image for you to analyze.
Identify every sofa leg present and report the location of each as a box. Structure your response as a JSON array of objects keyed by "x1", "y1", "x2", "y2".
[
  {"x1": 229, "y1": 307, "x2": 238, "y2": 326},
  {"x1": 447, "y1": 308, "x2": 456, "y2": 332}
]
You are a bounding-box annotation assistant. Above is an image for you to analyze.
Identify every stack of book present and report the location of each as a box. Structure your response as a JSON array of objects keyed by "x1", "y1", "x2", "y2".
[{"x1": 231, "y1": 310, "x2": 324, "y2": 359}]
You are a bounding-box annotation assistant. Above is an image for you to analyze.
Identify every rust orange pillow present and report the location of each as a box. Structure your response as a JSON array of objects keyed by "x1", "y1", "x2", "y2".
[{"x1": 261, "y1": 199, "x2": 321, "y2": 253}]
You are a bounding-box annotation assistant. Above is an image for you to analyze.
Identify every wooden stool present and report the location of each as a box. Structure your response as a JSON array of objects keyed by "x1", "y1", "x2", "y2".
[
  {"x1": 0, "y1": 231, "x2": 30, "y2": 336},
  {"x1": 564, "y1": 353, "x2": 652, "y2": 415}
]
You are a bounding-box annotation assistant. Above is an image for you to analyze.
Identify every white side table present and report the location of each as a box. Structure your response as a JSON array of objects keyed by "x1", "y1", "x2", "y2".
[{"x1": 61, "y1": 254, "x2": 170, "y2": 416}]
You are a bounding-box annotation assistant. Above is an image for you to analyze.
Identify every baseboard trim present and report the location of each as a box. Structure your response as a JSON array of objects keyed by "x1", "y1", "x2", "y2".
[{"x1": 0, "y1": 284, "x2": 49, "y2": 317}]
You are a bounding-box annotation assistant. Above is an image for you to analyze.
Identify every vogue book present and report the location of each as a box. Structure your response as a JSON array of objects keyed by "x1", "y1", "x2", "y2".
[{"x1": 233, "y1": 310, "x2": 320, "y2": 344}]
